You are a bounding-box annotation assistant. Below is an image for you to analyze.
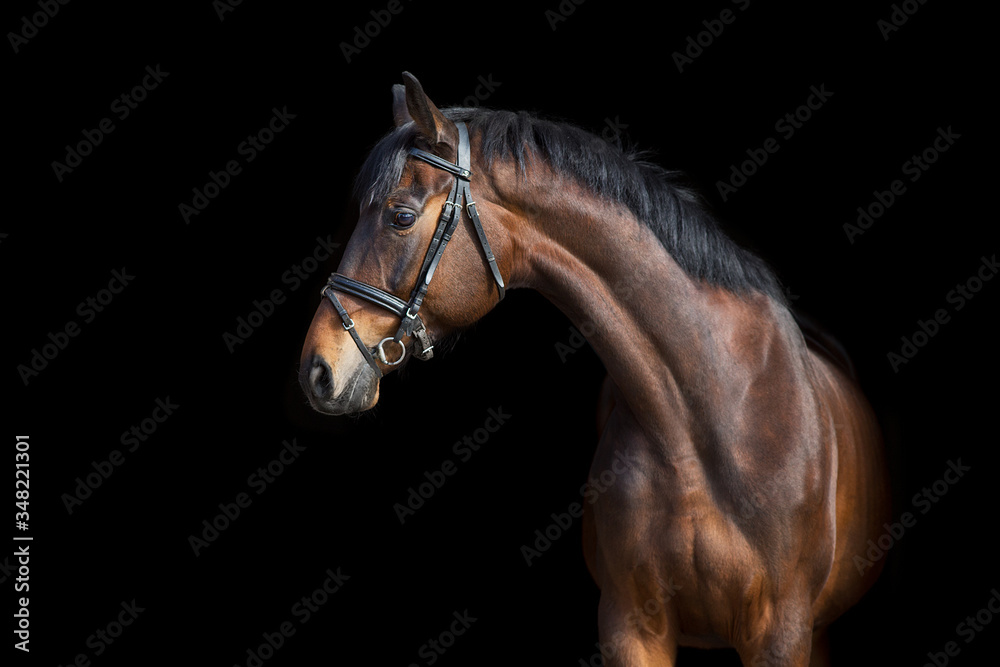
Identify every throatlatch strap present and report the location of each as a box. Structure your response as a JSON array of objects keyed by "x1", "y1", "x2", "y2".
[{"x1": 462, "y1": 179, "x2": 505, "y2": 301}]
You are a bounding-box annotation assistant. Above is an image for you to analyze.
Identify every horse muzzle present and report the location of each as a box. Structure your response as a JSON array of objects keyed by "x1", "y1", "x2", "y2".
[{"x1": 299, "y1": 351, "x2": 380, "y2": 415}]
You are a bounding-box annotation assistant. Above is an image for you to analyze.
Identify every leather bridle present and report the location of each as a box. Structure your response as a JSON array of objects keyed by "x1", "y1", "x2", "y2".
[{"x1": 321, "y1": 122, "x2": 505, "y2": 378}]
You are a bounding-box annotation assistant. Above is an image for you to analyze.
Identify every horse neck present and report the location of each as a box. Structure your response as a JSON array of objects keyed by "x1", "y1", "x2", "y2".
[{"x1": 502, "y1": 172, "x2": 799, "y2": 445}]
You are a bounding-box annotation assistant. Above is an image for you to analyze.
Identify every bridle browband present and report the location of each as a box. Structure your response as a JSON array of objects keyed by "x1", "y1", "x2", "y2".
[{"x1": 321, "y1": 122, "x2": 505, "y2": 378}]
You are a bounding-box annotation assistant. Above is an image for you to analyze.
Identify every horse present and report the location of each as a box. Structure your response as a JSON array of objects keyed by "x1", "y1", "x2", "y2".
[{"x1": 299, "y1": 72, "x2": 891, "y2": 666}]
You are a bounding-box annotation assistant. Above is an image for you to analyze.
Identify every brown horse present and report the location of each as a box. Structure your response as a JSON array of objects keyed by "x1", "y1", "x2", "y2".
[{"x1": 299, "y1": 73, "x2": 891, "y2": 666}]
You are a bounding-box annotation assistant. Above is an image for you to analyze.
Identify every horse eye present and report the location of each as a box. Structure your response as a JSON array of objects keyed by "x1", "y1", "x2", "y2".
[{"x1": 393, "y1": 211, "x2": 416, "y2": 228}]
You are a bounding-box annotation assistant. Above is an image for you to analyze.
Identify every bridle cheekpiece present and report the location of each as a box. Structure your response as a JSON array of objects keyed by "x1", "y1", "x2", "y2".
[{"x1": 321, "y1": 121, "x2": 505, "y2": 378}]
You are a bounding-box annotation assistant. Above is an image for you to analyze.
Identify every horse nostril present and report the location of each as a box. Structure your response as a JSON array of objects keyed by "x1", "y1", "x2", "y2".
[{"x1": 307, "y1": 355, "x2": 334, "y2": 399}]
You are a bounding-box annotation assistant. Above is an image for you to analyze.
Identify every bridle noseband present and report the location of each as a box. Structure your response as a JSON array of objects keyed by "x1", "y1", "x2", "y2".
[{"x1": 321, "y1": 122, "x2": 505, "y2": 378}]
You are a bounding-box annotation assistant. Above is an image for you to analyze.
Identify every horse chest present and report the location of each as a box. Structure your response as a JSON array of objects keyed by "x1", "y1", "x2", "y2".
[{"x1": 588, "y1": 410, "x2": 797, "y2": 611}]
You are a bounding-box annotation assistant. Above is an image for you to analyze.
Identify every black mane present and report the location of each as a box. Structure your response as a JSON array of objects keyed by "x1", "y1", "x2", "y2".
[{"x1": 354, "y1": 107, "x2": 786, "y2": 303}]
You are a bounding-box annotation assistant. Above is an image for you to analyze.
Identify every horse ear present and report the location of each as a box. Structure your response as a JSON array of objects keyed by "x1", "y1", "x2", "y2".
[
  {"x1": 392, "y1": 84, "x2": 412, "y2": 128},
  {"x1": 401, "y1": 71, "x2": 457, "y2": 151}
]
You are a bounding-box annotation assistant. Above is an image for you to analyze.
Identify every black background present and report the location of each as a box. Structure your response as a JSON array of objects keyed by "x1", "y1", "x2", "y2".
[{"x1": 5, "y1": 0, "x2": 996, "y2": 665}]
